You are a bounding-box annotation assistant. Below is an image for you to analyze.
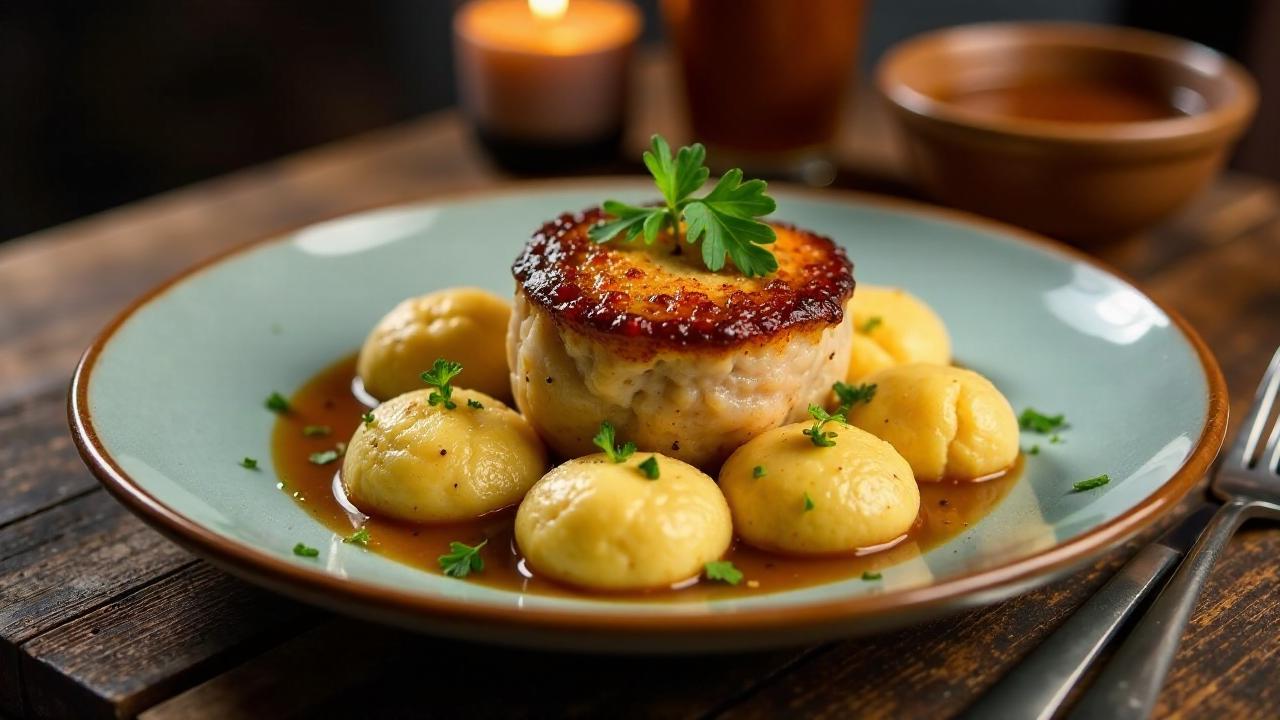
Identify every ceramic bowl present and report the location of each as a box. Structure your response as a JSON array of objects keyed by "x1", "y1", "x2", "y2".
[
  {"x1": 69, "y1": 180, "x2": 1226, "y2": 652},
  {"x1": 876, "y1": 22, "x2": 1256, "y2": 245}
]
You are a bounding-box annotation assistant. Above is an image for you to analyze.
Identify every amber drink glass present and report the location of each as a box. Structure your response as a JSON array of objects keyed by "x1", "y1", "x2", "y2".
[{"x1": 662, "y1": 0, "x2": 865, "y2": 179}]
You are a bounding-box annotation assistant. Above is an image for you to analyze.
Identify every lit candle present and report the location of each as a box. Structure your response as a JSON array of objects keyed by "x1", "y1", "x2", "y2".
[{"x1": 453, "y1": 0, "x2": 642, "y2": 170}]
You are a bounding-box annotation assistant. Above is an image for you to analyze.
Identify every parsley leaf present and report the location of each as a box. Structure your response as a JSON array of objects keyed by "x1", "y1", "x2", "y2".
[
  {"x1": 704, "y1": 560, "x2": 744, "y2": 585},
  {"x1": 753, "y1": 465, "x2": 766, "y2": 479},
  {"x1": 292, "y1": 543, "x2": 319, "y2": 558},
  {"x1": 1028, "y1": 444, "x2": 1041, "y2": 455},
  {"x1": 265, "y1": 392, "x2": 290, "y2": 413},
  {"x1": 438, "y1": 539, "x2": 487, "y2": 578},
  {"x1": 803, "y1": 491, "x2": 816, "y2": 512},
  {"x1": 361, "y1": 412, "x2": 376, "y2": 426},
  {"x1": 421, "y1": 358, "x2": 463, "y2": 410},
  {"x1": 303, "y1": 425, "x2": 331, "y2": 437},
  {"x1": 1073, "y1": 474, "x2": 1110, "y2": 492},
  {"x1": 239, "y1": 457, "x2": 259, "y2": 470},
  {"x1": 1019, "y1": 408, "x2": 1067, "y2": 434},
  {"x1": 466, "y1": 399, "x2": 484, "y2": 410},
  {"x1": 593, "y1": 421, "x2": 636, "y2": 463},
  {"x1": 638, "y1": 455, "x2": 660, "y2": 479},
  {"x1": 589, "y1": 135, "x2": 778, "y2": 277},
  {"x1": 833, "y1": 381, "x2": 877, "y2": 413},
  {"x1": 309, "y1": 449, "x2": 339, "y2": 465},
  {"x1": 860, "y1": 316, "x2": 883, "y2": 333},
  {"x1": 862, "y1": 570, "x2": 882, "y2": 581},
  {"x1": 343, "y1": 527, "x2": 370, "y2": 546},
  {"x1": 802, "y1": 404, "x2": 846, "y2": 447}
]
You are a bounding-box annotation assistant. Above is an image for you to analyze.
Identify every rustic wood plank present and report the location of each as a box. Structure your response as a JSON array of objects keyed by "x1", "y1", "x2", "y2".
[
  {"x1": 0, "y1": 491, "x2": 191, "y2": 716},
  {"x1": 0, "y1": 388, "x2": 100, "y2": 528},
  {"x1": 141, "y1": 617, "x2": 818, "y2": 720},
  {"x1": 19, "y1": 562, "x2": 319, "y2": 720}
]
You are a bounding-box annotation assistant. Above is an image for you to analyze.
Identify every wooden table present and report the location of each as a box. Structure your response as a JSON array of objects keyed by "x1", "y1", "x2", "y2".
[{"x1": 3, "y1": 73, "x2": 1280, "y2": 718}]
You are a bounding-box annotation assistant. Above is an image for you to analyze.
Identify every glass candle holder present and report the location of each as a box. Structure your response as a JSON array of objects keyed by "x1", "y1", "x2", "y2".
[{"x1": 454, "y1": 0, "x2": 642, "y2": 173}]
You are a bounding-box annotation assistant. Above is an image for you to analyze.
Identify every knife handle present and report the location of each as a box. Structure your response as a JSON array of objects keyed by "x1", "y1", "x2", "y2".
[{"x1": 960, "y1": 542, "x2": 1181, "y2": 720}]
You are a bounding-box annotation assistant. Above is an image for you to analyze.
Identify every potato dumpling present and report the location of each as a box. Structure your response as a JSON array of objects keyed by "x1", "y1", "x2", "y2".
[
  {"x1": 342, "y1": 388, "x2": 545, "y2": 523},
  {"x1": 847, "y1": 364, "x2": 1018, "y2": 482},
  {"x1": 720, "y1": 423, "x2": 919, "y2": 555},
  {"x1": 358, "y1": 288, "x2": 511, "y2": 402},
  {"x1": 848, "y1": 286, "x2": 951, "y2": 381},
  {"x1": 515, "y1": 454, "x2": 732, "y2": 591}
]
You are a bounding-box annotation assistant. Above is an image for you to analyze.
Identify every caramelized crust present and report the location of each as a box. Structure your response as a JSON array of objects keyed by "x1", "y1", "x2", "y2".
[{"x1": 511, "y1": 207, "x2": 855, "y2": 349}]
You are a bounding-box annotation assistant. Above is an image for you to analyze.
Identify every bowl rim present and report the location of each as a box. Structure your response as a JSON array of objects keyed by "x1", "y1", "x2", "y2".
[
  {"x1": 875, "y1": 21, "x2": 1258, "y2": 148},
  {"x1": 67, "y1": 178, "x2": 1228, "y2": 639}
]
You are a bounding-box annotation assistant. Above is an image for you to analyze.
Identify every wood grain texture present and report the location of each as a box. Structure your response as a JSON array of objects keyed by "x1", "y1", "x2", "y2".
[
  {"x1": 0, "y1": 389, "x2": 99, "y2": 528},
  {"x1": 20, "y1": 562, "x2": 318, "y2": 720}
]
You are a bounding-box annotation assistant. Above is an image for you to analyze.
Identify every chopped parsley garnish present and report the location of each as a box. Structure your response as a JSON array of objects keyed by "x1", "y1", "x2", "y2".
[
  {"x1": 833, "y1": 381, "x2": 877, "y2": 413},
  {"x1": 308, "y1": 449, "x2": 339, "y2": 465},
  {"x1": 860, "y1": 316, "x2": 883, "y2": 333},
  {"x1": 292, "y1": 543, "x2": 319, "y2": 558},
  {"x1": 1073, "y1": 474, "x2": 1111, "y2": 492},
  {"x1": 638, "y1": 455, "x2": 660, "y2": 479},
  {"x1": 421, "y1": 358, "x2": 463, "y2": 410},
  {"x1": 593, "y1": 421, "x2": 636, "y2": 463},
  {"x1": 1050, "y1": 434, "x2": 1064, "y2": 445},
  {"x1": 1019, "y1": 408, "x2": 1067, "y2": 434},
  {"x1": 265, "y1": 392, "x2": 290, "y2": 413},
  {"x1": 589, "y1": 135, "x2": 778, "y2": 277},
  {"x1": 239, "y1": 457, "x2": 259, "y2": 470},
  {"x1": 438, "y1": 539, "x2": 487, "y2": 578},
  {"x1": 343, "y1": 527, "x2": 370, "y2": 546},
  {"x1": 704, "y1": 560, "x2": 744, "y2": 585},
  {"x1": 862, "y1": 570, "x2": 882, "y2": 581},
  {"x1": 1028, "y1": 445, "x2": 1041, "y2": 455},
  {"x1": 361, "y1": 412, "x2": 376, "y2": 426},
  {"x1": 302, "y1": 425, "x2": 331, "y2": 437},
  {"x1": 803, "y1": 491, "x2": 815, "y2": 512},
  {"x1": 466, "y1": 399, "x2": 484, "y2": 410},
  {"x1": 753, "y1": 465, "x2": 766, "y2": 479},
  {"x1": 802, "y1": 404, "x2": 846, "y2": 447}
]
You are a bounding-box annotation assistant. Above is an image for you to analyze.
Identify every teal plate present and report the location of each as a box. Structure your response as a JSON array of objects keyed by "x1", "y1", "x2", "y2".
[{"x1": 69, "y1": 180, "x2": 1226, "y2": 652}]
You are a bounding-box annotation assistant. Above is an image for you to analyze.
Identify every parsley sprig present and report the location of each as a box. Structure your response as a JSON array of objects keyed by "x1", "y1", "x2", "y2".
[
  {"x1": 438, "y1": 539, "x2": 487, "y2": 578},
  {"x1": 833, "y1": 381, "x2": 876, "y2": 414},
  {"x1": 421, "y1": 358, "x2": 463, "y2": 410},
  {"x1": 803, "y1": 404, "x2": 846, "y2": 448},
  {"x1": 1019, "y1": 408, "x2": 1067, "y2": 434},
  {"x1": 593, "y1": 421, "x2": 636, "y2": 463},
  {"x1": 589, "y1": 135, "x2": 779, "y2": 277},
  {"x1": 704, "y1": 560, "x2": 744, "y2": 585}
]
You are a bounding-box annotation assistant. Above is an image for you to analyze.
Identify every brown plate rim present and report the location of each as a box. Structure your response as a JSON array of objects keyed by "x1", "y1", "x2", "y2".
[{"x1": 67, "y1": 178, "x2": 1228, "y2": 639}]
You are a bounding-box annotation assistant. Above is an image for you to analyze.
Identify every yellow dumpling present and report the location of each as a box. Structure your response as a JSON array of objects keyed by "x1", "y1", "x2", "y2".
[
  {"x1": 720, "y1": 423, "x2": 919, "y2": 555},
  {"x1": 358, "y1": 288, "x2": 511, "y2": 402},
  {"x1": 342, "y1": 388, "x2": 546, "y2": 522},
  {"x1": 847, "y1": 364, "x2": 1018, "y2": 482},
  {"x1": 515, "y1": 454, "x2": 732, "y2": 591},
  {"x1": 847, "y1": 286, "x2": 951, "y2": 381}
]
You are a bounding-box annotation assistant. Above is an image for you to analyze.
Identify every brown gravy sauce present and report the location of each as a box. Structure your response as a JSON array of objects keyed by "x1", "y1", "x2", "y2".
[
  {"x1": 945, "y1": 80, "x2": 1189, "y2": 124},
  {"x1": 272, "y1": 354, "x2": 1022, "y2": 600}
]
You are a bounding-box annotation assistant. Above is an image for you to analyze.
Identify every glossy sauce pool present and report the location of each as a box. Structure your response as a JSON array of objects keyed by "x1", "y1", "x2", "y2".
[
  {"x1": 944, "y1": 80, "x2": 1190, "y2": 124},
  {"x1": 272, "y1": 355, "x2": 1023, "y2": 600}
]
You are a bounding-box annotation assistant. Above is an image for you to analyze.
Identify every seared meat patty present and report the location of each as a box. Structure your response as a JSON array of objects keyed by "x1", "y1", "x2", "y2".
[{"x1": 507, "y1": 207, "x2": 855, "y2": 468}]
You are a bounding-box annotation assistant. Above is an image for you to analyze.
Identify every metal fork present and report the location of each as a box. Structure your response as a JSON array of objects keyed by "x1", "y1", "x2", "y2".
[
  {"x1": 963, "y1": 347, "x2": 1280, "y2": 720},
  {"x1": 1068, "y1": 346, "x2": 1280, "y2": 719}
]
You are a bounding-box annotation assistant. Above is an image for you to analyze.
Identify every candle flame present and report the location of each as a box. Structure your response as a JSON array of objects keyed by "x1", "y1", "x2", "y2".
[{"x1": 529, "y1": 0, "x2": 568, "y2": 20}]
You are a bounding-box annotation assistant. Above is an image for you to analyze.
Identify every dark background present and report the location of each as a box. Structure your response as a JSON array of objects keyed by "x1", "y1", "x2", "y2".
[{"x1": 2, "y1": 0, "x2": 1273, "y2": 242}]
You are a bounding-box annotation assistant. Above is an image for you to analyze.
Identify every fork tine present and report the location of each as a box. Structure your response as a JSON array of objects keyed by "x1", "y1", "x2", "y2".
[
  {"x1": 1263, "y1": 407, "x2": 1280, "y2": 473},
  {"x1": 1229, "y1": 346, "x2": 1280, "y2": 466}
]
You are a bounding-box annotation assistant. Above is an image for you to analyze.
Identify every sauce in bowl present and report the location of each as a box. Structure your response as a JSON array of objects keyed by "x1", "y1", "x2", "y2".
[
  {"x1": 272, "y1": 354, "x2": 1023, "y2": 599},
  {"x1": 945, "y1": 79, "x2": 1193, "y2": 124}
]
